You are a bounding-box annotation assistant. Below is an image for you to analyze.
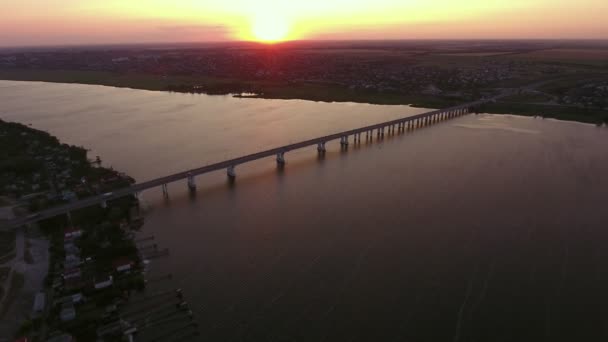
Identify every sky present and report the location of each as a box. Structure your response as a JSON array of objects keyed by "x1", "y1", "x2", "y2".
[{"x1": 0, "y1": 0, "x2": 607, "y2": 46}]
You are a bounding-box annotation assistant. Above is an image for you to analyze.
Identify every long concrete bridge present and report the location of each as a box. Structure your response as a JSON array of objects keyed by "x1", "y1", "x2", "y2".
[{"x1": 2, "y1": 96, "x2": 504, "y2": 230}]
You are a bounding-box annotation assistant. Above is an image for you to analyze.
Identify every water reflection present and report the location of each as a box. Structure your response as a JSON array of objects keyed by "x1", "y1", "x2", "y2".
[{"x1": 2, "y1": 81, "x2": 608, "y2": 341}]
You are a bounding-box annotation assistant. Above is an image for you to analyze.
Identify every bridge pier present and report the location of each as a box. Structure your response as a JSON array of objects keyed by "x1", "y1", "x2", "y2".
[
  {"x1": 162, "y1": 184, "x2": 168, "y2": 197},
  {"x1": 101, "y1": 200, "x2": 108, "y2": 209},
  {"x1": 276, "y1": 152, "x2": 286, "y2": 165},
  {"x1": 187, "y1": 174, "x2": 196, "y2": 191},
  {"x1": 340, "y1": 136, "x2": 349, "y2": 146},
  {"x1": 317, "y1": 142, "x2": 326, "y2": 153},
  {"x1": 227, "y1": 166, "x2": 236, "y2": 179}
]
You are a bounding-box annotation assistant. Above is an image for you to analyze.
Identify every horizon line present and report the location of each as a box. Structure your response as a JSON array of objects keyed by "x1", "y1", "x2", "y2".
[{"x1": 2, "y1": 38, "x2": 608, "y2": 50}]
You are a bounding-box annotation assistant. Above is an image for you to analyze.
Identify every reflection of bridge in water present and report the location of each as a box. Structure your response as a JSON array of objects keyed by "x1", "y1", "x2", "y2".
[{"x1": 3, "y1": 96, "x2": 504, "y2": 230}]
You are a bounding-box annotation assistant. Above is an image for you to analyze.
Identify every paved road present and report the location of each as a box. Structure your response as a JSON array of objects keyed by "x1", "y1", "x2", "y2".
[{"x1": 1, "y1": 95, "x2": 509, "y2": 230}]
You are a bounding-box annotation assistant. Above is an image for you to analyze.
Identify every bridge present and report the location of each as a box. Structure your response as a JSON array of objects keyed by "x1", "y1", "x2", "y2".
[{"x1": 2, "y1": 95, "x2": 506, "y2": 230}]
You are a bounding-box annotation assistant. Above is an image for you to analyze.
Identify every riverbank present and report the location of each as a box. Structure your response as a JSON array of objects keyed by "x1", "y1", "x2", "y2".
[
  {"x1": 0, "y1": 120, "x2": 145, "y2": 340},
  {"x1": 2, "y1": 68, "x2": 607, "y2": 125}
]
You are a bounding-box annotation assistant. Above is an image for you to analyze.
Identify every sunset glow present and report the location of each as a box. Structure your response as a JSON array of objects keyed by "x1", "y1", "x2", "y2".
[
  {"x1": 250, "y1": 11, "x2": 292, "y2": 42},
  {"x1": 1, "y1": 0, "x2": 607, "y2": 46}
]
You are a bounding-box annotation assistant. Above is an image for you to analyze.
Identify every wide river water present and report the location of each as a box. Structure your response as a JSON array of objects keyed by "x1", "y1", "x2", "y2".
[{"x1": 2, "y1": 80, "x2": 608, "y2": 341}]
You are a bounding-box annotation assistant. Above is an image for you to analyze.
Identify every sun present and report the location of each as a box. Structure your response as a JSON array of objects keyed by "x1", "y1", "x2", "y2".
[{"x1": 251, "y1": 12, "x2": 291, "y2": 42}]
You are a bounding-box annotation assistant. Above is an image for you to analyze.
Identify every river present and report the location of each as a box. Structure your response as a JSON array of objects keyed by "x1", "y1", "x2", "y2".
[{"x1": 2, "y1": 80, "x2": 608, "y2": 341}]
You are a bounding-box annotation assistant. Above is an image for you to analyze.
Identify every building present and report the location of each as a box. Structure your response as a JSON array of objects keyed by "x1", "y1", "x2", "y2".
[
  {"x1": 63, "y1": 227, "x2": 82, "y2": 240},
  {"x1": 113, "y1": 258, "x2": 134, "y2": 273},
  {"x1": 59, "y1": 303, "x2": 76, "y2": 322},
  {"x1": 32, "y1": 292, "x2": 46, "y2": 318},
  {"x1": 94, "y1": 275, "x2": 113, "y2": 290}
]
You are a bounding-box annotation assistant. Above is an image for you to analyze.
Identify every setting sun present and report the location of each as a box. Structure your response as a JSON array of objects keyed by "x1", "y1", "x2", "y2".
[{"x1": 251, "y1": 12, "x2": 291, "y2": 42}]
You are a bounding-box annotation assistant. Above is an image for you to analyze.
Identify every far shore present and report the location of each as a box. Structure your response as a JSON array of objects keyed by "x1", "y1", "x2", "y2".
[{"x1": 1, "y1": 68, "x2": 607, "y2": 125}]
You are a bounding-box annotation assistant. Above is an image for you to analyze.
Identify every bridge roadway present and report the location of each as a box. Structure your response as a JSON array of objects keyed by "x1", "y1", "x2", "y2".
[{"x1": 2, "y1": 97, "x2": 499, "y2": 230}]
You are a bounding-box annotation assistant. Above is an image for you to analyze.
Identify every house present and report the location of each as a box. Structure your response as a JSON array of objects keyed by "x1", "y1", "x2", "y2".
[
  {"x1": 113, "y1": 258, "x2": 134, "y2": 273},
  {"x1": 63, "y1": 256, "x2": 81, "y2": 270},
  {"x1": 62, "y1": 267, "x2": 81, "y2": 280},
  {"x1": 94, "y1": 275, "x2": 113, "y2": 290},
  {"x1": 63, "y1": 227, "x2": 82, "y2": 240},
  {"x1": 32, "y1": 292, "x2": 46, "y2": 318},
  {"x1": 60, "y1": 303, "x2": 76, "y2": 322},
  {"x1": 63, "y1": 241, "x2": 80, "y2": 256},
  {"x1": 55, "y1": 293, "x2": 84, "y2": 307}
]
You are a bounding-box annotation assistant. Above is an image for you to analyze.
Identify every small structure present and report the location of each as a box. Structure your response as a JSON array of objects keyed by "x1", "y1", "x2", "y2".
[
  {"x1": 32, "y1": 292, "x2": 46, "y2": 318},
  {"x1": 60, "y1": 303, "x2": 76, "y2": 322},
  {"x1": 113, "y1": 258, "x2": 134, "y2": 273},
  {"x1": 63, "y1": 227, "x2": 82, "y2": 240},
  {"x1": 95, "y1": 275, "x2": 113, "y2": 290},
  {"x1": 55, "y1": 293, "x2": 84, "y2": 307},
  {"x1": 62, "y1": 267, "x2": 81, "y2": 280}
]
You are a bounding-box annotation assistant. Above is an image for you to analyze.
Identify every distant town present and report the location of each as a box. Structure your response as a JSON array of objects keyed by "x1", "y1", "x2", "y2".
[{"x1": 1, "y1": 40, "x2": 607, "y2": 124}]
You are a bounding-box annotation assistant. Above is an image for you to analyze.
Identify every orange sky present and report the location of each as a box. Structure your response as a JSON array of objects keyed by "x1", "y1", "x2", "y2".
[{"x1": 1, "y1": 0, "x2": 607, "y2": 46}]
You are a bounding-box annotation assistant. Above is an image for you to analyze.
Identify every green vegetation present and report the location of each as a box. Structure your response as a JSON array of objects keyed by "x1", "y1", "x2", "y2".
[
  {"x1": 1, "y1": 46, "x2": 608, "y2": 125},
  {"x1": 479, "y1": 102, "x2": 608, "y2": 124},
  {"x1": 1, "y1": 120, "x2": 145, "y2": 340},
  {"x1": 0, "y1": 68, "x2": 241, "y2": 92},
  {"x1": 0, "y1": 266, "x2": 10, "y2": 281},
  {"x1": 0, "y1": 231, "x2": 16, "y2": 265}
]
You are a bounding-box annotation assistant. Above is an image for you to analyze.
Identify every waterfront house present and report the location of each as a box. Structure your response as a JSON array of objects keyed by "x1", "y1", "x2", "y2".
[
  {"x1": 113, "y1": 258, "x2": 134, "y2": 273},
  {"x1": 63, "y1": 227, "x2": 82, "y2": 240},
  {"x1": 94, "y1": 275, "x2": 113, "y2": 290}
]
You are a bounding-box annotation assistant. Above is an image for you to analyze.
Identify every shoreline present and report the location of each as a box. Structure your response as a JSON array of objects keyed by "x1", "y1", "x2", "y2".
[
  {"x1": 1, "y1": 69, "x2": 606, "y2": 125},
  {"x1": 0, "y1": 119, "x2": 146, "y2": 340}
]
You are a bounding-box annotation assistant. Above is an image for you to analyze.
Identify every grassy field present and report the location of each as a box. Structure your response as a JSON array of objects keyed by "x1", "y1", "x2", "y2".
[
  {"x1": 480, "y1": 102, "x2": 608, "y2": 124},
  {"x1": 0, "y1": 68, "x2": 459, "y2": 108},
  {"x1": 0, "y1": 69, "x2": 236, "y2": 92},
  {"x1": 502, "y1": 92, "x2": 554, "y2": 103},
  {"x1": 506, "y1": 49, "x2": 608, "y2": 67}
]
